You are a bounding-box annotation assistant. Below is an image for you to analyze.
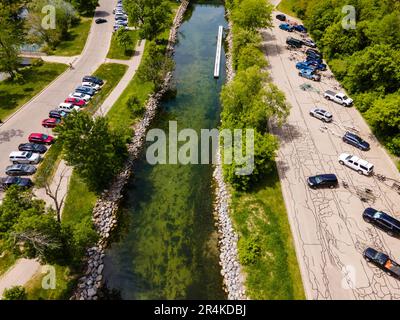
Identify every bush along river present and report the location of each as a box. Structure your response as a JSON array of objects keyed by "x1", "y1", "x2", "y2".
[{"x1": 103, "y1": 3, "x2": 229, "y2": 299}]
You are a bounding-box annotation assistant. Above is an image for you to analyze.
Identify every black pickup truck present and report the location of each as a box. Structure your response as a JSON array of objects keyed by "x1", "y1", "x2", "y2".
[{"x1": 364, "y1": 247, "x2": 400, "y2": 279}]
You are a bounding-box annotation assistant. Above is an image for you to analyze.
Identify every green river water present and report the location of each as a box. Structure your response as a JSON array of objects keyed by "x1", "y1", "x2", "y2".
[{"x1": 103, "y1": 3, "x2": 227, "y2": 299}]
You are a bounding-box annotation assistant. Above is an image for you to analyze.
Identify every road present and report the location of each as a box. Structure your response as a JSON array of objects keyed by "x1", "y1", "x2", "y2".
[
  {"x1": 0, "y1": 0, "x2": 118, "y2": 297},
  {"x1": 262, "y1": 10, "x2": 400, "y2": 299},
  {"x1": 0, "y1": 0, "x2": 116, "y2": 182}
]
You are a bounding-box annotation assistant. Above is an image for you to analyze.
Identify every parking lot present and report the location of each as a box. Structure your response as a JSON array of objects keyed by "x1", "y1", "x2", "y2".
[{"x1": 262, "y1": 13, "x2": 400, "y2": 299}]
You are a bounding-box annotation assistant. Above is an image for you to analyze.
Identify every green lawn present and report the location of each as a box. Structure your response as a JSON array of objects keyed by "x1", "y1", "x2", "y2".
[
  {"x1": 107, "y1": 30, "x2": 139, "y2": 60},
  {"x1": 34, "y1": 142, "x2": 63, "y2": 188},
  {"x1": 62, "y1": 172, "x2": 97, "y2": 226},
  {"x1": 0, "y1": 62, "x2": 67, "y2": 121},
  {"x1": 230, "y1": 167, "x2": 305, "y2": 300},
  {"x1": 51, "y1": 18, "x2": 93, "y2": 56},
  {"x1": 276, "y1": 0, "x2": 299, "y2": 17},
  {"x1": 0, "y1": 251, "x2": 17, "y2": 277},
  {"x1": 85, "y1": 63, "x2": 128, "y2": 114},
  {"x1": 24, "y1": 264, "x2": 77, "y2": 300}
]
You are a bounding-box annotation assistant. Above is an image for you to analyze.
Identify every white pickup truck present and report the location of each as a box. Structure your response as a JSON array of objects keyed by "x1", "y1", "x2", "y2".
[{"x1": 323, "y1": 90, "x2": 353, "y2": 107}]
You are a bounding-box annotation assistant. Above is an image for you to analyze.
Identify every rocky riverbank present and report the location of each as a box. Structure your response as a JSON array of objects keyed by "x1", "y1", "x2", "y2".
[
  {"x1": 71, "y1": 0, "x2": 189, "y2": 300},
  {"x1": 212, "y1": 11, "x2": 247, "y2": 300}
]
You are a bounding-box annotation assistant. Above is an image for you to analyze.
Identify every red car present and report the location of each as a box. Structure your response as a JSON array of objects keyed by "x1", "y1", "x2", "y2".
[
  {"x1": 28, "y1": 133, "x2": 54, "y2": 144},
  {"x1": 64, "y1": 97, "x2": 86, "y2": 107},
  {"x1": 42, "y1": 118, "x2": 61, "y2": 128}
]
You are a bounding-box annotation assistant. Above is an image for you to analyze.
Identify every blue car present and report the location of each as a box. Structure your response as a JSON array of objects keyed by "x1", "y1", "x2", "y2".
[
  {"x1": 306, "y1": 55, "x2": 323, "y2": 64},
  {"x1": 293, "y1": 25, "x2": 307, "y2": 33},
  {"x1": 297, "y1": 60, "x2": 327, "y2": 71},
  {"x1": 298, "y1": 69, "x2": 321, "y2": 81},
  {"x1": 279, "y1": 23, "x2": 293, "y2": 32},
  {"x1": 75, "y1": 86, "x2": 95, "y2": 96}
]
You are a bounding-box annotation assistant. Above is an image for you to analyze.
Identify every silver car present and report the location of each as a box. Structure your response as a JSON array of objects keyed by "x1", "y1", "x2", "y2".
[
  {"x1": 309, "y1": 108, "x2": 333, "y2": 122},
  {"x1": 5, "y1": 164, "x2": 37, "y2": 176}
]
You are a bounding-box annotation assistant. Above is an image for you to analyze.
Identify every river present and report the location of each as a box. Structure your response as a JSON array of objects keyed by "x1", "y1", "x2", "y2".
[{"x1": 103, "y1": 3, "x2": 228, "y2": 299}]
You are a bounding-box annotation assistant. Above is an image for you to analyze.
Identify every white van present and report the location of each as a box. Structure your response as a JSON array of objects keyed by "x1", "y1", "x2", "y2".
[
  {"x1": 338, "y1": 153, "x2": 374, "y2": 176},
  {"x1": 9, "y1": 151, "x2": 41, "y2": 164},
  {"x1": 58, "y1": 103, "x2": 80, "y2": 113}
]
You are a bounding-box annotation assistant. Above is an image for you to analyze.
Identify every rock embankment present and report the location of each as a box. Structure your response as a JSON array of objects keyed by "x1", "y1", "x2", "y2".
[
  {"x1": 71, "y1": 0, "x2": 189, "y2": 301},
  {"x1": 212, "y1": 11, "x2": 247, "y2": 300}
]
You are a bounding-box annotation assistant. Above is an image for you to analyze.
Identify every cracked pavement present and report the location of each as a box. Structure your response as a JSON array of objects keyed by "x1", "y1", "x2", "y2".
[{"x1": 261, "y1": 12, "x2": 400, "y2": 300}]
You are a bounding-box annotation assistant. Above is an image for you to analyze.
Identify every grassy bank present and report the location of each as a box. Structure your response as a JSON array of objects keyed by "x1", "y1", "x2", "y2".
[
  {"x1": 34, "y1": 143, "x2": 63, "y2": 188},
  {"x1": 276, "y1": 0, "x2": 299, "y2": 17},
  {"x1": 0, "y1": 62, "x2": 67, "y2": 121},
  {"x1": 51, "y1": 18, "x2": 93, "y2": 56},
  {"x1": 107, "y1": 30, "x2": 139, "y2": 60},
  {"x1": 230, "y1": 168, "x2": 305, "y2": 299},
  {"x1": 0, "y1": 251, "x2": 17, "y2": 277},
  {"x1": 85, "y1": 63, "x2": 128, "y2": 114}
]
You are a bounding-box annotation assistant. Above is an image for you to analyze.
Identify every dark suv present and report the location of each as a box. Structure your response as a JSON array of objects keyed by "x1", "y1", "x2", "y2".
[
  {"x1": 286, "y1": 37, "x2": 303, "y2": 48},
  {"x1": 363, "y1": 207, "x2": 400, "y2": 237},
  {"x1": 306, "y1": 48, "x2": 322, "y2": 59},
  {"x1": 342, "y1": 131, "x2": 370, "y2": 151},
  {"x1": 82, "y1": 76, "x2": 104, "y2": 86},
  {"x1": 307, "y1": 174, "x2": 338, "y2": 189}
]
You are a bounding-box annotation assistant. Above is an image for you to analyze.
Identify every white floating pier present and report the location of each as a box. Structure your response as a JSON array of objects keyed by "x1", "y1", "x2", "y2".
[{"x1": 214, "y1": 25, "x2": 223, "y2": 78}]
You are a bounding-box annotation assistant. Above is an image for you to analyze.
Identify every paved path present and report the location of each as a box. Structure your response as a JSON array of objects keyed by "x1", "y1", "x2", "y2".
[
  {"x1": 262, "y1": 7, "x2": 400, "y2": 299},
  {"x1": 0, "y1": 259, "x2": 41, "y2": 298},
  {"x1": 0, "y1": 0, "x2": 118, "y2": 297}
]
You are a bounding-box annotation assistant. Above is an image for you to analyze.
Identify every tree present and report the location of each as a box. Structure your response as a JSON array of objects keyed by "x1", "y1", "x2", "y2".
[
  {"x1": 231, "y1": 0, "x2": 273, "y2": 30},
  {"x1": 55, "y1": 112, "x2": 127, "y2": 192},
  {"x1": 136, "y1": 41, "x2": 174, "y2": 88},
  {"x1": 116, "y1": 29, "x2": 133, "y2": 54},
  {"x1": 125, "y1": 0, "x2": 171, "y2": 39},
  {"x1": 26, "y1": 0, "x2": 79, "y2": 49},
  {"x1": 237, "y1": 44, "x2": 267, "y2": 71},
  {"x1": 68, "y1": 0, "x2": 99, "y2": 15},
  {"x1": 0, "y1": 4, "x2": 24, "y2": 78},
  {"x1": 9, "y1": 212, "x2": 64, "y2": 264},
  {"x1": 0, "y1": 187, "x2": 45, "y2": 236},
  {"x1": 2, "y1": 286, "x2": 27, "y2": 300},
  {"x1": 44, "y1": 167, "x2": 68, "y2": 223},
  {"x1": 232, "y1": 26, "x2": 262, "y2": 68}
]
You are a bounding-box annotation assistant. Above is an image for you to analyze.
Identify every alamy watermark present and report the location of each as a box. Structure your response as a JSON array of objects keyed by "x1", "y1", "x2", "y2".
[
  {"x1": 41, "y1": 5, "x2": 56, "y2": 30},
  {"x1": 342, "y1": 5, "x2": 356, "y2": 30},
  {"x1": 146, "y1": 121, "x2": 255, "y2": 175}
]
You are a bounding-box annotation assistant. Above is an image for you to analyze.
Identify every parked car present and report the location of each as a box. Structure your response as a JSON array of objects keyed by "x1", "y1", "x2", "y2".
[
  {"x1": 57, "y1": 103, "x2": 80, "y2": 113},
  {"x1": 1, "y1": 176, "x2": 33, "y2": 189},
  {"x1": 309, "y1": 108, "x2": 333, "y2": 122},
  {"x1": 115, "y1": 20, "x2": 128, "y2": 26},
  {"x1": 65, "y1": 97, "x2": 86, "y2": 107},
  {"x1": 363, "y1": 208, "x2": 400, "y2": 237},
  {"x1": 49, "y1": 110, "x2": 68, "y2": 120},
  {"x1": 276, "y1": 14, "x2": 286, "y2": 21},
  {"x1": 18, "y1": 143, "x2": 47, "y2": 154},
  {"x1": 5, "y1": 164, "x2": 37, "y2": 176},
  {"x1": 69, "y1": 92, "x2": 91, "y2": 102},
  {"x1": 306, "y1": 48, "x2": 322, "y2": 59},
  {"x1": 363, "y1": 248, "x2": 400, "y2": 280},
  {"x1": 306, "y1": 55, "x2": 323, "y2": 64},
  {"x1": 298, "y1": 68, "x2": 321, "y2": 81},
  {"x1": 82, "y1": 81, "x2": 101, "y2": 91},
  {"x1": 9, "y1": 151, "x2": 41, "y2": 164},
  {"x1": 279, "y1": 23, "x2": 293, "y2": 32},
  {"x1": 82, "y1": 76, "x2": 103, "y2": 86},
  {"x1": 95, "y1": 18, "x2": 107, "y2": 24},
  {"x1": 286, "y1": 37, "x2": 303, "y2": 48},
  {"x1": 293, "y1": 25, "x2": 307, "y2": 33},
  {"x1": 342, "y1": 131, "x2": 370, "y2": 151},
  {"x1": 304, "y1": 59, "x2": 327, "y2": 71},
  {"x1": 113, "y1": 24, "x2": 125, "y2": 32},
  {"x1": 296, "y1": 61, "x2": 317, "y2": 71},
  {"x1": 28, "y1": 133, "x2": 54, "y2": 145},
  {"x1": 75, "y1": 86, "x2": 95, "y2": 96},
  {"x1": 115, "y1": 14, "x2": 128, "y2": 21},
  {"x1": 42, "y1": 118, "x2": 61, "y2": 128},
  {"x1": 307, "y1": 174, "x2": 338, "y2": 189},
  {"x1": 302, "y1": 39, "x2": 316, "y2": 48},
  {"x1": 324, "y1": 90, "x2": 353, "y2": 106},
  {"x1": 338, "y1": 153, "x2": 374, "y2": 175}
]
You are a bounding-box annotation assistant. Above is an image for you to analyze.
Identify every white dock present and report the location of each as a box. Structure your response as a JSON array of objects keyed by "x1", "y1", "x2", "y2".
[{"x1": 214, "y1": 25, "x2": 223, "y2": 78}]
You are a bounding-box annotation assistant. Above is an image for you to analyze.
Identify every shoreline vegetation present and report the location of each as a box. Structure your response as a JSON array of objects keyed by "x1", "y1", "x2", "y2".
[{"x1": 219, "y1": 0, "x2": 305, "y2": 299}]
